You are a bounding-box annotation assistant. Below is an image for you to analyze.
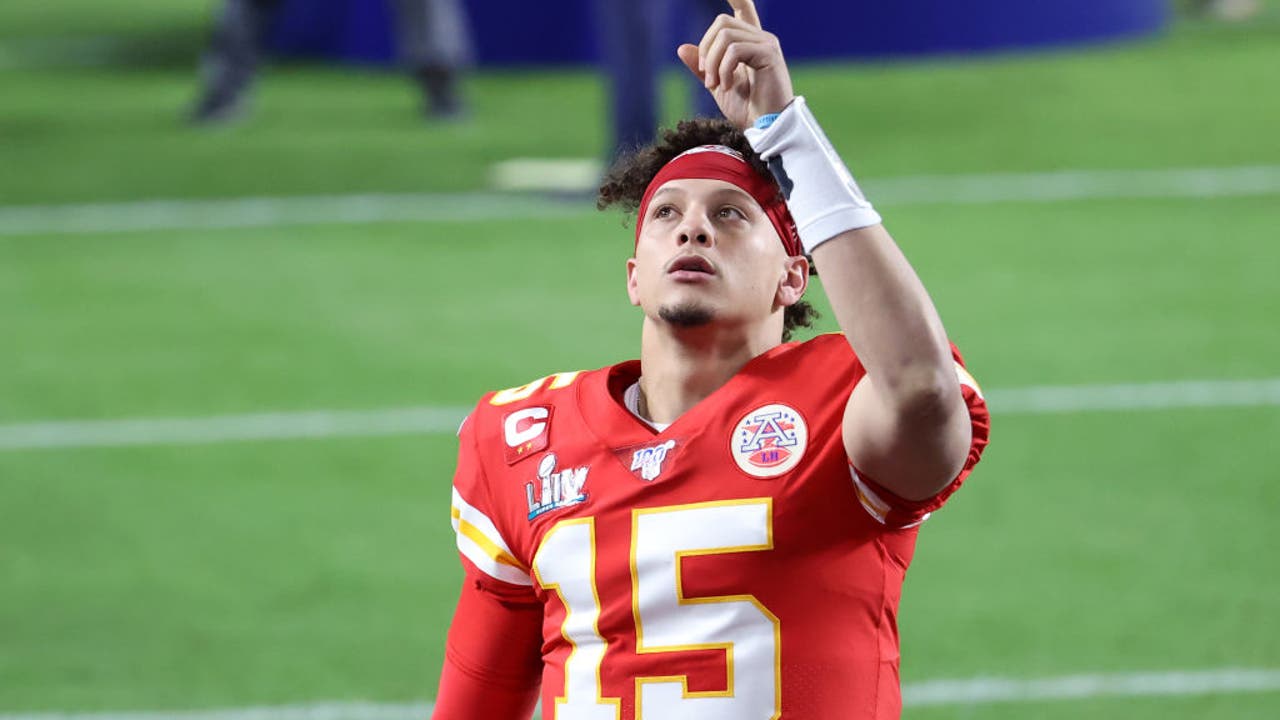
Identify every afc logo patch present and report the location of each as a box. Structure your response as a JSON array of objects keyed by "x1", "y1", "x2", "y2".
[
  {"x1": 730, "y1": 403, "x2": 808, "y2": 478},
  {"x1": 503, "y1": 406, "x2": 551, "y2": 465}
]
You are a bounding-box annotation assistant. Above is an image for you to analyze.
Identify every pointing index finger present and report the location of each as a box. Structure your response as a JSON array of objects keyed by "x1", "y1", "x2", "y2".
[{"x1": 726, "y1": 0, "x2": 762, "y2": 28}]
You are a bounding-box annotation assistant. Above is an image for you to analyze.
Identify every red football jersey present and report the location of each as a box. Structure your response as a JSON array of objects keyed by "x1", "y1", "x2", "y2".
[{"x1": 449, "y1": 333, "x2": 990, "y2": 719}]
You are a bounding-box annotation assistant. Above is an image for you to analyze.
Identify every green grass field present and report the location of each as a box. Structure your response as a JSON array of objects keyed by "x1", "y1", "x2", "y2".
[{"x1": 2, "y1": 2, "x2": 1279, "y2": 718}]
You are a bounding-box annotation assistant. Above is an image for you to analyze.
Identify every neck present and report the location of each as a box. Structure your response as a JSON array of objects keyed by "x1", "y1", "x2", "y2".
[{"x1": 636, "y1": 318, "x2": 782, "y2": 424}]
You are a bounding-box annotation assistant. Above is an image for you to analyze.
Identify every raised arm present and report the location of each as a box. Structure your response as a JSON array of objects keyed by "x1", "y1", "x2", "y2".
[
  {"x1": 813, "y1": 227, "x2": 971, "y2": 500},
  {"x1": 683, "y1": 0, "x2": 972, "y2": 500}
]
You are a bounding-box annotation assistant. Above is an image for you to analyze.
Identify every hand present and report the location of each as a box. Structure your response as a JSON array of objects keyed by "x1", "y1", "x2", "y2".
[{"x1": 677, "y1": 0, "x2": 795, "y2": 130}]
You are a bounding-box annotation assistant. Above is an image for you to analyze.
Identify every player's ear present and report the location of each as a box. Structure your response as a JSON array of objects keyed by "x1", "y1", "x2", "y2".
[
  {"x1": 775, "y1": 255, "x2": 808, "y2": 308},
  {"x1": 626, "y1": 257, "x2": 642, "y2": 307}
]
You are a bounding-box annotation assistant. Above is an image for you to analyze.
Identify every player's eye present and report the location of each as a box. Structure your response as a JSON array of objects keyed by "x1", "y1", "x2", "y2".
[
  {"x1": 718, "y1": 206, "x2": 746, "y2": 220},
  {"x1": 653, "y1": 205, "x2": 676, "y2": 219}
]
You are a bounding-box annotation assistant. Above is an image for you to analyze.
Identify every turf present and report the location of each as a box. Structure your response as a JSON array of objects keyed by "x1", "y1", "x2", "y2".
[
  {"x1": 3, "y1": 11, "x2": 1280, "y2": 203},
  {"x1": 1, "y1": 2, "x2": 1278, "y2": 718}
]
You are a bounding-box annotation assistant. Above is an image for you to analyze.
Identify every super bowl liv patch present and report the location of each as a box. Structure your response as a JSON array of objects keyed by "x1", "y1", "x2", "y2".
[{"x1": 526, "y1": 453, "x2": 590, "y2": 520}]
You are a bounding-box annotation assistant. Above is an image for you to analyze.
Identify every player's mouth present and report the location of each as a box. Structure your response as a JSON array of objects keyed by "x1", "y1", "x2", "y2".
[{"x1": 666, "y1": 254, "x2": 717, "y2": 282}]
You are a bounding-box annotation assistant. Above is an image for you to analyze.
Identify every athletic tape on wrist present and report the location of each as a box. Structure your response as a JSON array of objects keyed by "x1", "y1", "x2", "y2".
[{"x1": 745, "y1": 96, "x2": 882, "y2": 254}]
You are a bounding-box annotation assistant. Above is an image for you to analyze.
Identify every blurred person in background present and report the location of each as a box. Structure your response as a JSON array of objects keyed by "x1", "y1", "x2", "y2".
[
  {"x1": 189, "y1": 0, "x2": 471, "y2": 124},
  {"x1": 1194, "y1": 0, "x2": 1260, "y2": 20},
  {"x1": 597, "y1": 0, "x2": 763, "y2": 160},
  {"x1": 431, "y1": 0, "x2": 989, "y2": 717}
]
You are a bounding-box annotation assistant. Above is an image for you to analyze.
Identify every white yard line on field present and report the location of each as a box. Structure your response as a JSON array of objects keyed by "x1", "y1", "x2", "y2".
[
  {"x1": 0, "y1": 704, "x2": 429, "y2": 720},
  {"x1": 0, "y1": 193, "x2": 587, "y2": 237},
  {"x1": 2, "y1": 667, "x2": 1277, "y2": 720},
  {"x1": 987, "y1": 377, "x2": 1280, "y2": 414},
  {"x1": 0, "y1": 378, "x2": 1277, "y2": 452},
  {"x1": 903, "y1": 667, "x2": 1280, "y2": 706},
  {"x1": 869, "y1": 165, "x2": 1280, "y2": 204},
  {"x1": 0, "y1": 406, "x2": 474, "y2": 451},
  {"x1": 2, "y1": 165, "x2": 1279, "y2": 237}
]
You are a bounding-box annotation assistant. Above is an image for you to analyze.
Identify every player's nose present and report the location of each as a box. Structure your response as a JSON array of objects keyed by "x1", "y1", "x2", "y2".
[{"x1": 676, "y1": 211, "x2": 714, "y2": 247}]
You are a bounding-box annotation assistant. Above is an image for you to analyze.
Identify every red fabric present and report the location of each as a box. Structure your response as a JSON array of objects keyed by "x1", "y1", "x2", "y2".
[
  {"x1": 852, "y1": 388, "x2": 991, "y2": 528},
  {"x1": 447, "y1": 334, "x2": 991, "y2": 719},
  {"x1": 849, "y1": 344, "x2": 992, "y2": 528},
  {"x1": 430, "y1": 575, "x2": 543, "y2": 720},
  {"x1": 635, "y1": 145, "x2": 802, "y2": 256}
]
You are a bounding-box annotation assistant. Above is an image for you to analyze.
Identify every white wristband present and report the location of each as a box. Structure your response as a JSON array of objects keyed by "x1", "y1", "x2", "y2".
[{"x1": 745, "y1": 96, "x2": 882, "y2": 254}]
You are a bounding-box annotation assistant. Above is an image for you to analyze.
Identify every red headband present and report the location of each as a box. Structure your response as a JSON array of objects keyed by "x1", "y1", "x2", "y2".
[{"x1": 635, "y1": 145, "x2": 802, "y2": 257}]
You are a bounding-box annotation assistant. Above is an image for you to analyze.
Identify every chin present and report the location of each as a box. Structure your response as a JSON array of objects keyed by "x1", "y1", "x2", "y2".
[{"x1": 658, "y1": 302, "x2": 716, "y2": 328}]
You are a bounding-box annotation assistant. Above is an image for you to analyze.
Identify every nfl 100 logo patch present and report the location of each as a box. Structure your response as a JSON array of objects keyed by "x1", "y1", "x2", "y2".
[
  {"x1": 630, "y1": 439, "x2": 677, "y2": 482},
  {"x1": 730, "y1": 404, "x2": 808, "y2": 478}
]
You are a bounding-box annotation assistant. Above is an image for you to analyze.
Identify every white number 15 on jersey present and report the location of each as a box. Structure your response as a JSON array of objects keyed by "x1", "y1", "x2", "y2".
[{"x1": 531, "y1": 499, "x2": 780, "y2": 720}]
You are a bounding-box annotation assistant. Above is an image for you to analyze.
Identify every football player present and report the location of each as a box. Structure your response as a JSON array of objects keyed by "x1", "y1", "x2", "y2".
[{"x1": 432, "y1": 1, "x2": 990, "y2": 717}]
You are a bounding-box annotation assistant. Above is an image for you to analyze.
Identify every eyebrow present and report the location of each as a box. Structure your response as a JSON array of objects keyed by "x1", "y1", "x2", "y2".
[{"x1": 650, "y1": 185, "x2": 758, "y2": 206}]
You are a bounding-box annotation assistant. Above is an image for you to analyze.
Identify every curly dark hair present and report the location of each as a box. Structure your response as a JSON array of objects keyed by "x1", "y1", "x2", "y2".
[{"x1": 596, "y1": 117, "x2": 819, "y2": 342}]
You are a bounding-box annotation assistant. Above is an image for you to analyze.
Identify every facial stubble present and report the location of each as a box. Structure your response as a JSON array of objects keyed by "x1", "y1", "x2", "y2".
[{"x1": 658, "y1": 302, "x2": 715, "y2": 328}]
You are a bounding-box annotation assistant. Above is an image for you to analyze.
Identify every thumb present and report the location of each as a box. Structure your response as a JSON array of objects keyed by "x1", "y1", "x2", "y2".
[{"x1": 676, "y1": 44, "x2": 701, "y2": 78}]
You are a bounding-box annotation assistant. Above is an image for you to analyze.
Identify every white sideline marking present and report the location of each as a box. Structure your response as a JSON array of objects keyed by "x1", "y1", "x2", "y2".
[
  {"x1": 869, "y1": 165, "x2": 1280, "y2": 205},
  {"x1": 987, "y1": 377, "x2": 1280, "y2": 414},
  {"x1": 0, "y1": 407, "x2": 473, "y2": 451},
  {"x1": 2, "y1": 165, "x2": 1279, "y2": 237},
  {"x1": 2, "y1": 668, "x2": 1277, "y2": 720},
  {"x1": 0, "y1": 193, "x2": 585, "y2": 238},
  {"x1": 903, "y1": 667, "x2": 1280, "y2": 706},
  {"x1": 0, "y1": 704, "x2": 432, "y2": 720},
  {"x1": 0, "y1": 378, "x2": 1277, "y2": 452}
]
